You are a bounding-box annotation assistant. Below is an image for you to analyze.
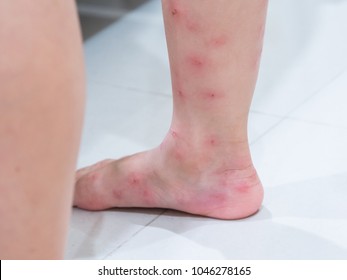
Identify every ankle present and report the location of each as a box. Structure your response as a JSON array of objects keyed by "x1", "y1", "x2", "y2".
[{"x1": 157, "y1": 128, "x2": 253, "y2": 173}]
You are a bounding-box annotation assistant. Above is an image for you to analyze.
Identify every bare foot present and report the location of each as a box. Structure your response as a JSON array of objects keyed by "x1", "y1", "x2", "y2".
[
  {"x1": 74, "y1": 0, "x2": 268, "y2": 220},
  {"x1": 74, "y1": 129, "x2": 263, "y2": 220}
]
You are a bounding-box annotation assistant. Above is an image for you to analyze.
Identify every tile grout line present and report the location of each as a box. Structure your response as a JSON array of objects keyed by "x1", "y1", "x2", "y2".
[
  {"x1": 249, "y1": 110, "x2": 347, "y2": 146},
  {"x1": 284, "y1": 68, "x2": 347, "y2": 117},
  {"x1": 281, "y1": 115, "x2": 347, "y2": 131},
  {"x1": 250, "y1": 117, "x2": 285, "y2": 145},
  {"x1": 264, "y1": 172, "x2": 347, "y2": 190},
  {"x1": 102, "y1": 209, "x2": 167, "y2": 259},
  {"x1": 250, "y1": 68, "x2": 347, "y2": 144},
  {"x1": 250, "y1": 109, "x2": 285, "y2": 119}
]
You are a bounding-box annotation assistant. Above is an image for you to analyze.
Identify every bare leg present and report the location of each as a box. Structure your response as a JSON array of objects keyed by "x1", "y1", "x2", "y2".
[
  {"x1": 74, "y1": 0, "x2": 268, "y2": 219},
  {"x1": 0, "y1": 1, "x2": 85, "y2": 259}
]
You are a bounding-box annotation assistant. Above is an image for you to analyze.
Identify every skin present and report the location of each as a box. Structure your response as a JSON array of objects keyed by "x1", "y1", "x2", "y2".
[
  {"x1": 0, "y1": 0, "x2": 85, "y2": 259},
  {"x1": 74, "y1": 0, "x2": 268, "y2": 220}
]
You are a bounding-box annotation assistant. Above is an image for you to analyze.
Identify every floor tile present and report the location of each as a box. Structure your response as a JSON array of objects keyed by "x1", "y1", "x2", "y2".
[
  {"x1": 289, "y1": 70, "x2": 347, "y2": 128},
  {"x1": 251, "y1": 119, "x2": 347, "y2": 188},
  {"x1": 65, "y1": 208, "x2": 164, "y2": 259},
  {"x1": 248, "y1": 112, "x2": 282, "y2": 144}
]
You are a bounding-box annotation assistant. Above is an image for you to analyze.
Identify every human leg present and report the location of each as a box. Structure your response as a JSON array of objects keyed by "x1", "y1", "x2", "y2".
[
  {"x1": 0, "y1": 0, "x2": 85, "y2": 259},
  {"x1": 74, "y1": 0, "x2": 268, "y2": 219}
]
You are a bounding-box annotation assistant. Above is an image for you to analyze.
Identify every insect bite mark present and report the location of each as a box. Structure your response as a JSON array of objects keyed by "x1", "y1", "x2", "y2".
[
  {"x1": 209, "y1": 35, "x2": 228, "y2": 48},
  {"x1": 187, "y1": 55, "x2": 206, "y2": 70}
]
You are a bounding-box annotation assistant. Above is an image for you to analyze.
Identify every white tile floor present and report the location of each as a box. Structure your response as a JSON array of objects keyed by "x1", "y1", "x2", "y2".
[{"x1": 65, "y1": 0, "x2": 347, "y2": 259}]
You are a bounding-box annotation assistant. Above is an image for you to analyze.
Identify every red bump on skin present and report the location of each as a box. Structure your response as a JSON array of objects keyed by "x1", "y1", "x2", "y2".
[
  {"x1": 236, "y1": 183, "x2": 252, "y2": 194},
  {"x1": 113, "y1": 190, "x2": 123, "y2": 200},
  {"x1": 208, "y1": 138, "x2": 217, "y2": 146},
  {"x1": 172, "y1": 146, "x2": 184, "y2": 161},
  {"x1": 132, "y1": 178, "x2": 139, "y2": 185},
  {"x1": 141, "y1": 187, "x2": 156, "y2": 205},
  {"x1": 209, "y1": 92, "x2": 216, "y2": 98},
  {"x1": 142, "y1": 188, "x2": 150, "y2": 198},
  {"x1": 208, "y1": 35, "x2": 228, "y2": 48},
  {"x1": 168, "y1": 0, "x2": 180, "y2": 16},
  {"x1": 168, "y1": 129, "x2": 185, "y2": 161},
  {"x1": 185, "y1": 19, "x2": 201, "y2": 33},
  {"x1": 186, "y1": 55, "x2": 205, "y2": 69},
  {"x1": 177, "y1": 90, "x2": 184, "y2": 98},
  {"x1": 207, "y1": 193, "x2": 227, "y2": 205},
  {"x1": 170, "y1": 129, "x2": 179, "y2": 138},
  {"x1": 171, "y1": 8, "x2": 178, "y2": 16},
  {"x1": 128, "y1": 173, "x2": 142, "y2": 186},
  {"x1": 168, "y1": 2, "x2": 200, "y2": 32},
  {"x1": 216, "y1": 171, "x2": 237, "y2": 189},
  {"x1": 89, "y1": 173, "x2": 99, "y2": 183},
  {"x1": 201, "y1": 90, "x2": 225, "y2": 101}
]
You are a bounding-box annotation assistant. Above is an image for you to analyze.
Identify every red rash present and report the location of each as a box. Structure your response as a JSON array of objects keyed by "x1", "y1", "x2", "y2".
[
  {"x1": 173, "y1": 148, "x2": 184, "y2": 161},
  {"x1": 113, "y1": 190, "x2": 123, "y2": 200},
  {"x1": 177, "y1": 90, "x2": 184, "y2": 98},
  {"x1": 89, "y1": 173, "x2": 99, "y2": 183},
  {"x1": 185, "y1": 19, "x2": 201, "y2": 33},
  {"x1": 141, "y1": 188, "x2": 151, "y2": 200},
  {"x1": 207, "y1": 35, "x2": 228, "y2": 48},
  {"x1": 208, "y1": 92, "x2": 216, "y2": 98},
  {"x1": 207, "y1": 193, "x2": 227, "y2": 205},
  {"x1": 168, "y1": 129, "x2": 185, "y2": 161},
  {"x1": 235, "y1": 183, "x2": 252, "y2": 194},
  {"x1": 201, "y1": 90, "x2": 225, "y2": 101},
  {"x1": 128, "y1": 173, "x2": 142, "y2": 186},
  {"x1": 169, "y1": 3, "x2": 201, "y2": 33},
  {"x1": 170, "y1": 129, "x2": 179, "y2": 138},
  {"x1": 206, "y1": 137, "x2": 218, "y2": 147},
  {"x1": 186, "y1": 55, "x2": 206, "y2": 69}
]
